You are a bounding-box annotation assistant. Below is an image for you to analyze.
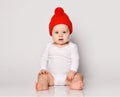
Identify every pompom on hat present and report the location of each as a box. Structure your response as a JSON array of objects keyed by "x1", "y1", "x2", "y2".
[{"x1": 49, "y1": 7, "x2": 73, "y2": 36}]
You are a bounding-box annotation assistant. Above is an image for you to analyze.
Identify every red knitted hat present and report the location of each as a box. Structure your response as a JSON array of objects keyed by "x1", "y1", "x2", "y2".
[{"x1": 49, "y1": 7, "x2": 73, "y2": 36}]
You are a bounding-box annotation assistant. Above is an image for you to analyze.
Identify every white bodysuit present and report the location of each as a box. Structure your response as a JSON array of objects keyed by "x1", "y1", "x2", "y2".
[{"x1": 40, "y1": 42, "x2": 79, "y2": 85}]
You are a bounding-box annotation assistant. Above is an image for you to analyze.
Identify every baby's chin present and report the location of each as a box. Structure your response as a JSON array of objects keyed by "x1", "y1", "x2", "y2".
[{"x1": 56, "y1": 41, "x2": 69, "y2": 45}]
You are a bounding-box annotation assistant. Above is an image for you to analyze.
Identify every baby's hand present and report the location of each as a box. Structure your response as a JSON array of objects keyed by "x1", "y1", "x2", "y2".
[
  {"x1": 39, "y1": 69, "x2": 48, "y2": 75},
  {"x1": 66, "y1": 70, "x2": 76, "y2": 81}
]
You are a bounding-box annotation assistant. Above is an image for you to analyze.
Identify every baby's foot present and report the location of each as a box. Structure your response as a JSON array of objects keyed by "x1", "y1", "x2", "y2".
[
  {"x1": 70, "y1": 80, "x2": 83, "y2": 90},
  {"x1": 36, "y1": 82, "x2": 49, "y2": 91}
]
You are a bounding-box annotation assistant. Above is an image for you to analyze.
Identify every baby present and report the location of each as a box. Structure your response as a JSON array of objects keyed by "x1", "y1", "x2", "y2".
[{"x1": 36, "y1": 7, "x2": 83, "y2": 91}]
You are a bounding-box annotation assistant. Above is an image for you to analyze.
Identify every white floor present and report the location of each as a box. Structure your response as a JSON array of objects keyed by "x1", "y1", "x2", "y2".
[{"x1": 0, "y1": 79, "x2": 120, "y2": 97}]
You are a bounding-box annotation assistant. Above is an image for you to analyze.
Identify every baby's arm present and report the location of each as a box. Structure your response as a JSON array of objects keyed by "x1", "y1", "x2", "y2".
[
  {"x1": 70, "y1": 44, "x2": 79, "y2": 72},
  {"x1": 66, "y1": 44, "x2": 79, "y2": 81},
  {"x1": 39, "y1": 44, "x2": 50, "y2": 73}
]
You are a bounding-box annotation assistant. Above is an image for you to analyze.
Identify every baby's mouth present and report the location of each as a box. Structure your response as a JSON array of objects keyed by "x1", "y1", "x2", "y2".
[{"x1": 59, "y1": 39, "x2": 63, "y2": 41}]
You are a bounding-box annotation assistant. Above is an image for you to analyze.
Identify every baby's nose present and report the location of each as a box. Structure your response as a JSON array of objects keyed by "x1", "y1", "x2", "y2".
[{"x1": 59, "y1": 33, "x2": 63, "y2": 37}]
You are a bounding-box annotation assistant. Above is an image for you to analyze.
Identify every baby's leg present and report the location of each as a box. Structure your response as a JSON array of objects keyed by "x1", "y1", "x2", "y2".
[
  {"x1": 70, "y1": 73, "x2": 83, "y2": 90},
  {"x1": 36, "y1": 73, "x2": 54, "y2": 91}
]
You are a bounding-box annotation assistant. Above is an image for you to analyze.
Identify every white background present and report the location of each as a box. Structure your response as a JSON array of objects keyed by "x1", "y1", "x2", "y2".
[{"x1": 0, "y1": 0, "x2": 120, "y2": 96}]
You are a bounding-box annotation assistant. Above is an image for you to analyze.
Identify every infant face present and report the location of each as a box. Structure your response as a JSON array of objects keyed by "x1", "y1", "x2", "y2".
[{"x1": 52, "y1": 24, "x2": 70, "y2": 45}]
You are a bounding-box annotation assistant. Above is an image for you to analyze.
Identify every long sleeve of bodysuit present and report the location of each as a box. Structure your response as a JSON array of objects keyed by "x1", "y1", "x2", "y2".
[
  {"x1": 70, "y1": 44, "x2": 80, "y2": 72},
  {"x1": 40, "y1": 44, "x2": 50, "y2": 70}
]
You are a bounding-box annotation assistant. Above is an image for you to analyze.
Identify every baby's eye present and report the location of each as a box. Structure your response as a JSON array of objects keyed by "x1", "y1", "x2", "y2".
[
  {"x1": 55, "y1": 32, "x2": 59, "y2": 34},
  {"x1": 63, "y1": 31, "x2": 66, "y2": 34}
]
